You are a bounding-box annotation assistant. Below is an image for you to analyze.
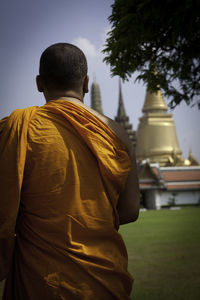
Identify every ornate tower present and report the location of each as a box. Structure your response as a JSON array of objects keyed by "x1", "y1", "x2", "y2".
[
  {"x1": 90, "y1": 76, "x2": 103, "y2": 114},
  {"x1": 115, "y1": 79, "x2": 136, "y2": 147},
  {"x1": 136, "y1": 87, "x2": 184, "y2": 166},
  {"x1": 187, "y1": 149, "x2": 199, "y2": 166}
]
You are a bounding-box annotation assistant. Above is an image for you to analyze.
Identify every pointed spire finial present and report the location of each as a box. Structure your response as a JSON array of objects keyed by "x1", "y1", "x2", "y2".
[
  {"x1": 119, "y1": 77, "x2": 122, "y2": 100},
  {"x1": 188, "y1": 148, "x2": 199, "y2": 166},
  {"x1": 115, "y1": 77, "x2": 136, "y2": 147},
  {"x1": 117, "y1": 77, "x2": 126, "y2": 118},
  {"x1": 188, "y1": 146, "x2": 192, "y2": 155}
]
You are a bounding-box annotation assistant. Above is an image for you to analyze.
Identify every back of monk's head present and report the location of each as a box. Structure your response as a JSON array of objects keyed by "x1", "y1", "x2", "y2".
[{"x1": 39, "y1": 43, "x2": 88, "y2": 91}]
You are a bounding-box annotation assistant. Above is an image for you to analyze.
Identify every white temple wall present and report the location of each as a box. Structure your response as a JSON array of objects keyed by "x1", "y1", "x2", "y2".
[
  {"x1": 159, "y1": 190, "x2": 200, "y2": 207},
  {"x1": 144, "y1": 189, "x2": 200, "y2": 209}
]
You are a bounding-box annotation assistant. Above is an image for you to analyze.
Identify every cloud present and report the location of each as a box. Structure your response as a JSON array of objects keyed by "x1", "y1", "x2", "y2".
[
  {"x1": 72, "y1": 37, "x2": 99, "y2": 58},
  {"x1": 100, "y1": 27, "x2": 111, "y2": 45}
]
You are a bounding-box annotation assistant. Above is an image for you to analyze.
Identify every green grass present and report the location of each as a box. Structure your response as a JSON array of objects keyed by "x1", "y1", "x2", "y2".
[
  {"x1": 1, "y1": 207, "x2": 200, "y2": 299},
  {"x1": 119, "y1": 207, "x2": 200, "y2": 300}
]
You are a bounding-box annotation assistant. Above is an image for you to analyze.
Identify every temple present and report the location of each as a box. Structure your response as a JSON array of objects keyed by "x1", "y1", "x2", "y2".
[
  {"x1": 136, "y1": 88, "x2": 184, "y2": 166},
  {"x1": 90, "y1": 77, "x2": 200, "y2": 209},
  {"x1": 114, "y1": 79, "x2": 136, "y2": 147},
  {"x1": 90, "y1": 75, "x2": 103, "y2": 114}
]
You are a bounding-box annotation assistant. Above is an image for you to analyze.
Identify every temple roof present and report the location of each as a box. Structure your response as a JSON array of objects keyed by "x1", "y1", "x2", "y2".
[{"x1": 139, "y1": 163, "x2": 200, "y2": 191}]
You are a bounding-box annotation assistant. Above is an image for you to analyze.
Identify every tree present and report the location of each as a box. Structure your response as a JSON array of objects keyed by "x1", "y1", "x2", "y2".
[{"x1": 103, "y1": 0, "x2": 200, "y2": 108}]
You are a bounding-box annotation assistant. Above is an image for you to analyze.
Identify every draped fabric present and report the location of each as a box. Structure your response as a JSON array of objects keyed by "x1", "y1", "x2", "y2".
[{"x1": 0, "y1": 100, "x2": 133, "y2": 299}]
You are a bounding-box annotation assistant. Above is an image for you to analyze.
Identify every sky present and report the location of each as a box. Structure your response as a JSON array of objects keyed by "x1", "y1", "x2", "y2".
[{"x1": 0, "y1": 0, "x2": 199, "y2": 162}]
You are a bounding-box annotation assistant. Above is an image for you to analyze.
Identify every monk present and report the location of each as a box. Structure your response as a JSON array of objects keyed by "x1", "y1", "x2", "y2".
[{"x1": 0, "y1": 43, "x2": 140, "y2": 299}]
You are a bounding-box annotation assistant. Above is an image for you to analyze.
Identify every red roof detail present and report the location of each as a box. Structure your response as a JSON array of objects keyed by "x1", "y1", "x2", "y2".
[
  {"x1": 161, "y1": 170, "x2": 200, "y2": 182},
  {"x1": 167, "y1": 183, "x2": 200, "y2": 190}
]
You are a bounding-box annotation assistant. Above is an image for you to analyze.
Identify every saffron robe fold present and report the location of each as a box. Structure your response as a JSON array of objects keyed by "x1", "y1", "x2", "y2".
[{"x1": 0, "y1": 100, "x2": 133, "y2": 299}]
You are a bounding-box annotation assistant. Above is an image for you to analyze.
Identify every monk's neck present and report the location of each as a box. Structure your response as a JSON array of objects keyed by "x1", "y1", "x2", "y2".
[
  {"x1": 44, "y1": 90, "x2": 84, "y2": 103},
  {"x1": 51, "y1": 96, "x2": 84, "y2": 105}
]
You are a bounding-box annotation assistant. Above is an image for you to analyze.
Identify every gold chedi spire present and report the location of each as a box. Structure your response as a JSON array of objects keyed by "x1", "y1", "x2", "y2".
[
  {"x1": 90, "y1": 75, "x2": 104, "y2": 114},
  {"x1": 142, "y1": 89, "x2": 168, "y2": 113},
  {"x1": 136, "y1": 87, "x2": 184, "y2": 166}
]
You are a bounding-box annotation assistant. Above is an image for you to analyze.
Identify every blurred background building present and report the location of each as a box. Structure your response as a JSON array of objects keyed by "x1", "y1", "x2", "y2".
[{"x1": 90, "y1": 77, "x2": 200, "y2": 209}]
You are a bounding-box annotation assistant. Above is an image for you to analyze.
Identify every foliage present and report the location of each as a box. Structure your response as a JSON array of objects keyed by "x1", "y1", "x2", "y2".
[{"x1": 103, "y1": 0, "x2": 200, "y2": 108}]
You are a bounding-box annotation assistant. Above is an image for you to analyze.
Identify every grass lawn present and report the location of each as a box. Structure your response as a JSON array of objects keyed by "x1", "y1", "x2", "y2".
[
  {"x1": 1, "y1": 207, "x2": 200, "y2": 299},
  {"x1": 119, "y1": 207, "x2": 200, "y2": 300}
]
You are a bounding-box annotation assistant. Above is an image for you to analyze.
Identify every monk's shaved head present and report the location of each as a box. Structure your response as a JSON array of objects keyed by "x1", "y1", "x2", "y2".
[{"x1": 39, "y1": 43, "x2": 88, "y2": 91}]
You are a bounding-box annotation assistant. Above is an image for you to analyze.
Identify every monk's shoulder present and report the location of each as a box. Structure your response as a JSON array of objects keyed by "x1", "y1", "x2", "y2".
[
  {"x1": 0, "y1": 117, "x2": 8, "y2": 134},
  {"x1": 102, "y1": 115, "x2": 133, "y2": 154},
  {"x1": 7, "y1": 107, "x2": 38, "y2": 122},
  {"x1": 84, "y1": 105, "x2": 132, "y2": 155},
  {"x1": 0, "y1": 109, "x2": 24, "y2": 134}
]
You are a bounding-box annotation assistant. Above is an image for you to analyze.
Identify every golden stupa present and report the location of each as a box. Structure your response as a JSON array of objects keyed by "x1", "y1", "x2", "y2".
[{"x1": 136, "y1": 87, "x2": 185, "y2": 166}]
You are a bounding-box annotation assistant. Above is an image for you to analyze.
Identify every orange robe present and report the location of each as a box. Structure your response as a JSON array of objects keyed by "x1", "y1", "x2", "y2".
[{"x1": 0, "y1": 100, "x2": 133, "y2": 299}]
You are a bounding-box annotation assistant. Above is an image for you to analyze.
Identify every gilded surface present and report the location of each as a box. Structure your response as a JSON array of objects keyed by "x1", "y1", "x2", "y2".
[{"x1": 136, "y1": 89, "x2": 184, "y2": 166}]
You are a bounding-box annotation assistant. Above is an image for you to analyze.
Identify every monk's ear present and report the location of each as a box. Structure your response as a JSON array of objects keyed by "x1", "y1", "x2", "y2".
[
  {"x1": 36, "y1": 75, "x2": 43, "y2": 92},
  {"x1": 83, "y1": 75, "x2": 89, "y2": 94}
]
